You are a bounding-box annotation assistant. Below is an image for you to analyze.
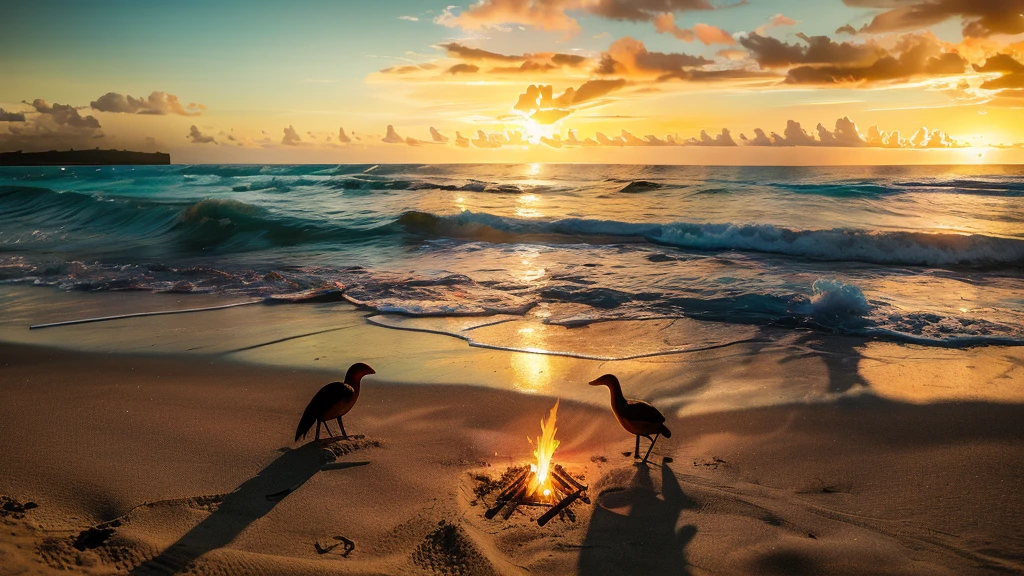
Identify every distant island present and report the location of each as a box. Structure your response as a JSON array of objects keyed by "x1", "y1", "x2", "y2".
[{"x1": 0, "y1": 149, "x2": 170, "y2": 166}]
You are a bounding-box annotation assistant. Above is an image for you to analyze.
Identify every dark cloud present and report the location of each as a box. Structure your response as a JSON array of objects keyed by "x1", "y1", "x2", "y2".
[
  {"x1": 835, "y1": 24, "x2": 858, "y2": 35},
  {"x1": 847, "y1": 0, "x2": 1024, "y2": 38},
  {"x1": 588, "y1": 0, "x2": 716, "y2": 21},
  {"x1": 30, "y1": 99, "x2": 101, "y2": 129},
  {"x1": 551, "y1": 53, "x2": 588, "y2": 67},
  {"x1": 1, "y1": 99, "x2": 104, "y2": 151},
  {"x1": 338, "y1": 127, "x2": 352, "y2": 143},
  {"x1": 982, "y1": 73, "x2": 1024, "y2": 90},
  {"x1": 90, "y1": 91, "x2": 204, "y2": 116},
  {"x1": 974, "y1": 53, "x2": 1024, "y2": 92},
  {"x1": 187, "y1": 125, "x2": 216, "y2": 144},
  {"x1": 490, "y1": 61, "x2": 557, "y2": 74},
  {"x1": 439, "y1": 42, "x2": 523, "y2": 62},
  {"x1": 783, "y1": 33, "x2": 967, "y2": 84},
  {"x1": 0, "y1": 108, "x2": 26, "y2": 122},
  {"x1": 974, "y1": 54, "x2": 1024, "y2": 74},
  {"x1": 657, "y1": 68, "x2": 778, "y2": 82},
  {"x1": 282, "y1": 125, "x2": 302, "y2": 145},
  {"x1": 572, "y1": 78, "x2": 627, "y2": 103},
  {"x1": 739, "y1": 33, "x2": 884, "y2": 69},
  {"x1": 446, "y1": 63, "x2": 480, "y2": 75},
  {"x1": 443, "y1": 0, "x2": 727, "y2": 33}
]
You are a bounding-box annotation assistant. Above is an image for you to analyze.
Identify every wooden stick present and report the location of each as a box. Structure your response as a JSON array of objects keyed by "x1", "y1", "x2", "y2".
[
  {"x1": 502, "y1": 482, "x2": 529, "y2": 520},
  {"x1": 484, "y1": 469, "x2": 529, "y2": 519},
  {"x1": 494, "y1": 468, "x2": 530, "y2": 502},
  {"x1": 552, "y1": 466, "x2": 590, "y2": 504},
  {"x1": 537, "y1": 488, "x2": 583, "y2": 526}
]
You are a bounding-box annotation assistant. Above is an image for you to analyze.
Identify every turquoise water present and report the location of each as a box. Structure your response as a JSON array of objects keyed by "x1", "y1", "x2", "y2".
[{"x1": 1, "y1": 163, "x2": 1022, "y2": 347}]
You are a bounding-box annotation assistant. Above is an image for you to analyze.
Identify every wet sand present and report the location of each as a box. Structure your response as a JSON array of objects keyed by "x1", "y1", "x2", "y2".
[{"x1": 0, "y1": 287, "x2": 1022, "y2": 575}]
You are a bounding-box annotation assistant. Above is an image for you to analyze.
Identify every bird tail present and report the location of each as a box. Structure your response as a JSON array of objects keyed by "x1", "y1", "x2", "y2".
[
  {"x1": 660, "y1": 424, "x2": 672, "y2": 438},
  {"x1": 295, "y1": 402, "x2": 318, "y2": 442}
]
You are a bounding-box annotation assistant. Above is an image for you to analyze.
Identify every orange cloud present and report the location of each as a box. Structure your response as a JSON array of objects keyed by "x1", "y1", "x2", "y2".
[
  {"x1": 653, "y1": 13, "x2": 735, "y2": 45},
  {"x1": 381, "y1": 125, "x2": 403, "y2": 144},
  {"x1": 598, "y1": 37, "x2": 712, "y2": 77},
  {"x1": 430, "y1": 127, "x2": 449, "y2": 142}
]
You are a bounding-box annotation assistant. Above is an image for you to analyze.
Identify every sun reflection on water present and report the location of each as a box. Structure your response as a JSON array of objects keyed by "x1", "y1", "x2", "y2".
[
  {"x1": 515, "y1": 193, "x2": 542, "y2": 218},
  {"x1": 510, "y1": 325, "x2": 551, "y2": 393}
]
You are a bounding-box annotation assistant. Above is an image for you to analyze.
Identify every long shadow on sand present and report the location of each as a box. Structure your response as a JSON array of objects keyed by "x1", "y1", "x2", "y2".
[
  {"x1": 789, "y1": 333, "x2": 869, "y2": 394},
  {"x1": 129, "y1": 441, "x2": 365, "y2": 575},
  {"x1": 578, "y1": 462, "x2": 698, "y2": 576}
]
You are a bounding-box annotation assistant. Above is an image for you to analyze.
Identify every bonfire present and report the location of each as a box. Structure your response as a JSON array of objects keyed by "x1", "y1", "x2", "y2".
[{"x1": 485, "y1": 400, "x2": 590, "y2": 526}]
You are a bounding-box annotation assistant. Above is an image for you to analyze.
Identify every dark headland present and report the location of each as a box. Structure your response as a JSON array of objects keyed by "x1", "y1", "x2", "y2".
[{"x1": 0, "y1": 149, "x2": 170, "y2": 166}]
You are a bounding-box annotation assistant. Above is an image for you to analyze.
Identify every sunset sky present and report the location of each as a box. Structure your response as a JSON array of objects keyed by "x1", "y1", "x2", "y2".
[{"x1": 2, "y1": 0, "x2": 1023, "y2": 164}]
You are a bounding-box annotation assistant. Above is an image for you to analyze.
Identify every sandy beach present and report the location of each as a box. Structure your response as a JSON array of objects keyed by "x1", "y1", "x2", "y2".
[{"x1": 1, "y1": 287, "x2": 1022, "y2": 575}]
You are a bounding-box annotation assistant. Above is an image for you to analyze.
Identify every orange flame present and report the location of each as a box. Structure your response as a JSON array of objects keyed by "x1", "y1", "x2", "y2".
[{"x1": 528, "y1": 399, "x2": 560, "y2": 502}]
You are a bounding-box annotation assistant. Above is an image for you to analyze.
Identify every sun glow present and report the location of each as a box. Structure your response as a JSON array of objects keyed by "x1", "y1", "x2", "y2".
[{"x1": 520, "y1": 120, "x2": 558, "y2": 144}]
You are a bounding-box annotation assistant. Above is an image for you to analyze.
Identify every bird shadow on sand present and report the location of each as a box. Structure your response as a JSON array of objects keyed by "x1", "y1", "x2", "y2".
[
  {"x1": 786, "y1": 333, "x2": 869, "y2": 395},
  {"x1": 129, "y1": 439, "x2": 368, "y2": 575},
  {"x1": 578, "y1": 461, "x2": 697, "y2": 576}
]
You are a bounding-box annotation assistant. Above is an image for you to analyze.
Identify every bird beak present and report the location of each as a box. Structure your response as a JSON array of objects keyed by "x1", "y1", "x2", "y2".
[
  {"x1": 367, "y1": 367, "x2": 376, "y2": 375},
  {"x1": 588, "y1": 379, "x2": 600, "y2": 386}
]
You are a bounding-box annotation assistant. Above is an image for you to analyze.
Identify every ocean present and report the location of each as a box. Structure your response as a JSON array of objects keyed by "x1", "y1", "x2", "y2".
[{"x1": 1, "y1": 163, "x2": 1022, "y2": 354}]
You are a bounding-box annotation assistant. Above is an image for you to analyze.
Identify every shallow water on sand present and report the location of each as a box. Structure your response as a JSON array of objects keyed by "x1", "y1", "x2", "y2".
[{"x1": 2, "y1": 163, "x2": 1023, "y2": 354}]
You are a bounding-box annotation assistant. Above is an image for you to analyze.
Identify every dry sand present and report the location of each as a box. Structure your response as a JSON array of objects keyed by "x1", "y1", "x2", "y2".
[{"x1": 0, "y1": 287, "x2": 1023, "y2": 575}]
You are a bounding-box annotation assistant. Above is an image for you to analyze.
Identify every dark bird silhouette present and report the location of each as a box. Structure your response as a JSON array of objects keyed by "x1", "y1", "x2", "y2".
[
  {"x1": 590, "y1": 374, "x2": 672, "y2": 464},
  {"x1": 295, "y1": 363, "x2": 375, "y2": 442}
]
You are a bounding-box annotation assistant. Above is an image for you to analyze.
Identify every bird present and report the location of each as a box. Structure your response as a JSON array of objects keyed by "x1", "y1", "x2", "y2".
[
  {"x1": 295, "y1": 362, "x2": 375, "y2": 442},
  {"x1": 589, "y1": 374, "x2": 672, "y2": 464}
]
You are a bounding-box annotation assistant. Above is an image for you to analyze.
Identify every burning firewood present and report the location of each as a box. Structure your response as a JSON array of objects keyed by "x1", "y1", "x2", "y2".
[
  {"x1": 537, "y1": 487, "x2": 585, "y2": 526},
  {"x1": 481, "y1": 400, "x2": 591, "y2": 525},
  {"x1": 484, "y1": 467, "x2": 530, "y2": 519},
  {"x1": 552, "y1": 464, "x2": 590, "y2": 504}
]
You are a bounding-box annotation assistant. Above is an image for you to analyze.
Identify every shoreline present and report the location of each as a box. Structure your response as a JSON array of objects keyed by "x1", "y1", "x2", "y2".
[
  {"x1": 2, "y1": 285, "x2": 1023, "y2": 410},
  {"x1": 1, "y1": 341, "x2": 1022, "y2": 574}
]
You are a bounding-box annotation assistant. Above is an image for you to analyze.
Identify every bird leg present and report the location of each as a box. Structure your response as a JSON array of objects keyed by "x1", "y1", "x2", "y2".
[
  {"x1": 336, "y1": 416, "x2": 348, "y2": 439},
  {"x1": 322, "y1": 420, "x2": 335, "y2": 438},
  {"x1": 315, "y1": 421, "x2": 322, "y2": 440},
  {"x1": 634, "y1": 435, "x2": 641, "y2": 460},
  {"x1": 640, "y1": 433, "x2": 661, "y2": 464}
]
